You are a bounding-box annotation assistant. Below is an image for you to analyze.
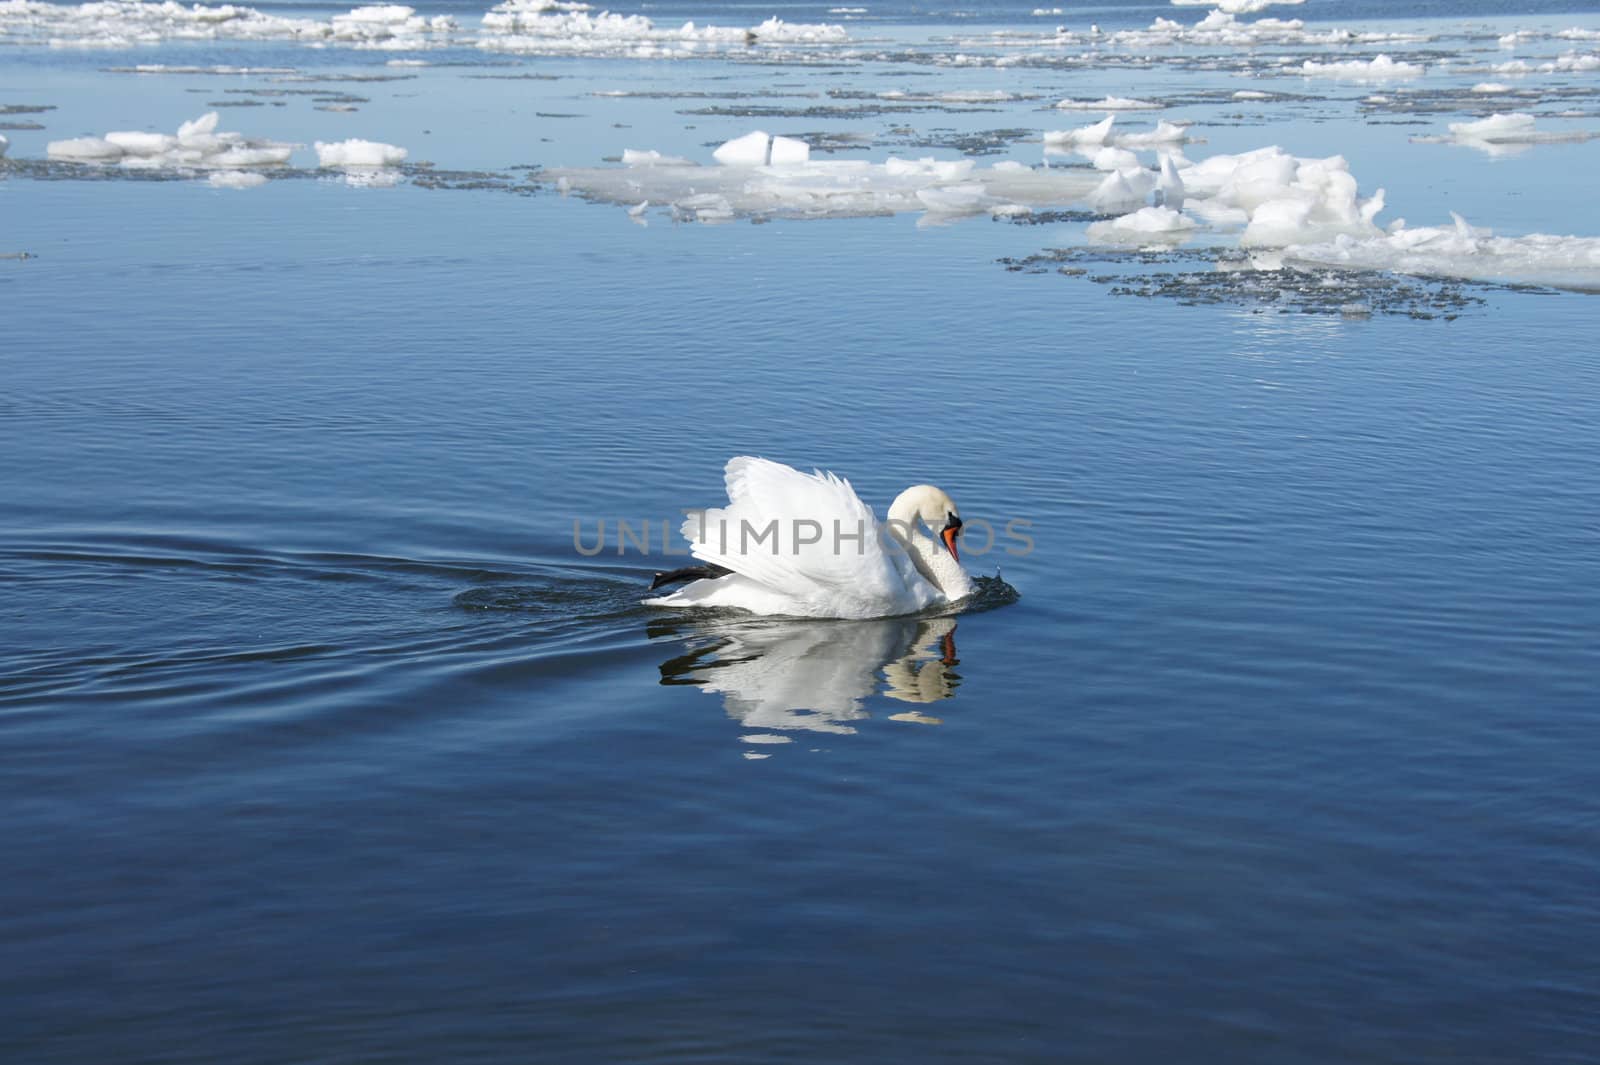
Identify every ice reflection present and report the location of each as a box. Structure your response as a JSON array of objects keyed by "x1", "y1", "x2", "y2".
[{"x1": 649, "y1": 613, "x2": 963, "y2": 742}]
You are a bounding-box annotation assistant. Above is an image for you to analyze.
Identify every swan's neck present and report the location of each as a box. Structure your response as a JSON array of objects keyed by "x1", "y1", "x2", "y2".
[{"x1": 887, "y1": 499, "x2": 973, "y2": 602}]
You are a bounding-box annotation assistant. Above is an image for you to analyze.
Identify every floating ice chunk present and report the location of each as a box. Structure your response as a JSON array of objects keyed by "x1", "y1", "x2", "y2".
[
  {"x1": 314, "y1": 138, "x2": 407, "y2": 167},
  {"x1": 1241, "y1": 197, "x2": 1315, "y2": 247},
  {"x1": 1232, "y1": 90, "x2": 1273, "y2": 100},
  {"x1": 1088, "y1": 168, "x2": 1146, "y2": 213},
  {"x1": 47, "y1": 137, "x2": 124, "y2": 162},
  {"x1": 51, "y1": 112, "x2": 294, "y2": 171},
  {"x1": 1419, "y1": 113, "x2": 1600, "y2": 156},
  {"x1": 1471, "y1": 82, "x2": 1513, "y2": 93},
  {"x1": 1055, "y1": 95, "x2": 1161, "y2": 110},
  {"x1": 1092, "y1": 146, "x2": 1140, "y2": 171},
  {"x1": 105, "y1": 131, "x2": 180, "y2": 155},
  {"x1": 678, "y1": 192, "x2": 735, "y2": 222},
  {"x1": 1087, "y1": 205, "x2": 1197, "y2": 244},
  {"x1": 545, "y1": 143, "x2": 1102, "y2": 223},
  {"x1": 713, "y1": 130, "x2": 773, "y2": 166},
  {"x1": 1450, "y1": 112, "x2": 1538, "y2": 140},
  {"x1": 916, "y1": 183, "x2": 988, "y2": 215},
  {"x1": 769, "y1": 135, "x2": 810, "y2": 166},
  {"x1": 178, "y1": 112, "x2": 221, "y2": 141},
  {"x1": 210, "y1": 144, "x2": 295, "y2": 167},
  {"x1": 209, "y1": 170, "x2": 268, "y2": 189},
  {"x1": 1171, "y1": 0, "x2": 1303, "y2": 12},
  {"x1": 1548, "y1": 51, "x2": 1600, "y2": 72},
  {"x1": 623, "y1": 148, "x2": 695, "y2": 166},
  {"x1": 1156, "y1": 153, "x2": 1185, "y2": 210},
  {"x1": 1179, "y1": 146, "x2": 1386, "y2": 247},
  {"x1": 1045, "y1": 114, "x2": 1117, "y2": 146},
  {"x1": 1113, "y1": 120, "x2": 1193, "y2": 148},
  {"x1": 1300, "y1": 54, "x2": 1423, "y2": 80},
  {"x1": 1046, "y1": 116, "x2": 1191, "y2": 155},
  {"x1": 0, "y1": 133, "x2": 7, "y2": 159},
  {"x1": 1285, "y1": 213, "x2": 1600, "y2": 292},
  {"x1": 477, "y1": 0, "x2": 846, "y2": 58},
  {"x1": 936, "y1": 89, "x2": 1017, "y2": 103},
  {"x1": 884, "y1": 157, "x2": 976, "y2": 182}
]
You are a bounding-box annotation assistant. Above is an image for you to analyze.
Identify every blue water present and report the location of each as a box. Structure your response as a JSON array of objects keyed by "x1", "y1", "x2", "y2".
[{"x1": 5, "y1": 0, "x2": 1600, "y2": 1060}]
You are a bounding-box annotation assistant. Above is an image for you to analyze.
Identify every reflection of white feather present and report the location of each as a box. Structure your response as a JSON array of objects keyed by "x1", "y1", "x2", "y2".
[
  {"x1": 882, "y1": 617, "x2": 958, "y2": 705},
  {"x1": 658, "y1": 615, "x2": 961, "y2": 737}
]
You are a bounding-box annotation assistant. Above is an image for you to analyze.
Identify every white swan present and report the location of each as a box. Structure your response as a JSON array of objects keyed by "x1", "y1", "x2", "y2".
[{"x1": 644, "y1": 456, "x2": 974, "y2": 619}]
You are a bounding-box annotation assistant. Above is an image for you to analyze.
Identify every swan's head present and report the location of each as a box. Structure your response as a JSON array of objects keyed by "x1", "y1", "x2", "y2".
[{"x1": 888, "y1": 484, "x2": 964, "y2": 562}]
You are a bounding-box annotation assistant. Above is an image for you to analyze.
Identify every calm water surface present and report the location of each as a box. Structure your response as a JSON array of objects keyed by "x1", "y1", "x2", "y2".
[{"x1": 4, "y1": 1, "x2": 1600, "y2": 1061}]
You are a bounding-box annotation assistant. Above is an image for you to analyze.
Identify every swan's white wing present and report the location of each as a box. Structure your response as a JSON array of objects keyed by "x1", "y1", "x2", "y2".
[{"x1": 677, "y1": 457, "x2": 934, "y2": 618}]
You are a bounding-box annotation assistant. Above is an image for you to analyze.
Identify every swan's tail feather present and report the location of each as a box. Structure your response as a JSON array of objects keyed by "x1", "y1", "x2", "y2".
[{"x1": 649, "y1": 562, "x2": 733, "y2": 591}]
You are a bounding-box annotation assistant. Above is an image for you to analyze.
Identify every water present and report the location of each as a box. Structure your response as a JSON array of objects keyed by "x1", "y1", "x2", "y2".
[{"x1": 5, "y1": 0, "x2": 1600, "y2": 1060}]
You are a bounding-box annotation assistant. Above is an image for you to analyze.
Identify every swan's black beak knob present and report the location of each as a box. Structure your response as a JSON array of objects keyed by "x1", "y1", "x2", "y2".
[{"x1": 940, "y1": 513, "x2": 962, "y2": 562}]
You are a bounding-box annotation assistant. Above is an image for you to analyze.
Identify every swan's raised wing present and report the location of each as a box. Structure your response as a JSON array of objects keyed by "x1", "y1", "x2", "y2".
[{"x1": 678, "y1": 456, "x2": 933, "y2": 618}]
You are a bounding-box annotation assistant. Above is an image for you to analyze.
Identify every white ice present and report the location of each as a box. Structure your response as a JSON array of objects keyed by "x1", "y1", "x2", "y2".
[
  {"x1": 1171, "y1": 0, "x2": 1304, "y2": 13},
  {"x1": 709, "y1": 130, "x2": 810, "y2": 167},
  {"x1": 546, "y1": 128, "x2": 1399, "y2": 247},
  {"x1": 477, "y1": 0, "x2": 846, "y2": 58},
  {"x1": 314, "y1": 138, "x2": 408, "y2": 167},
  {"x1": 622, "y1": 148, "x2": 694, "y2": 167},
  {"x1": 546, "y1": 131, "x2": 1110, "y2": 223},
  {"x1": 46, "y1": 111, "x2": 294, "y2": 170},
  {"x1": 1044, "y1": 115, "x2": 1192, "y2": 151},
  {"x1": 0, "y1": 0, "x2": 842, "y2": 56},
  {"x1": 1286, "y1": 214, "x2": 1600, "y2": 292},
  {"x1": 1299, "y1": 54, "x2": 1424, "y2": 80},
  {"x1": 1087, "y1": 205, "x2": 1197, "y2": 244},
  {"x1": 1, "y1": 0, "x2": 456, "y2": 50},
  {"x1": 1415, "y1": 113, "x2": 1600, "y2": 157},
  {"x1": 1055, "y1": 96, "x2": 1162, "y2": 110},
  {"x1": 208, "y1": 170, "x2": 268, "y2": 189}
]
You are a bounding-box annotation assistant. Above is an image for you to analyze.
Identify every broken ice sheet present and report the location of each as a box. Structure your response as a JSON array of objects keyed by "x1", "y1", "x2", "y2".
[{"x1": 544, "y1": 135, "x2": 1102, "y2": 223}]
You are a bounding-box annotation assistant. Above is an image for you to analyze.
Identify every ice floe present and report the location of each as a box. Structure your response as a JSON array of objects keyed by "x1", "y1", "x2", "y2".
[
  {"x1": 313, "y1": 137, "x2": 407, "y2": 185},
  {"x1": 0, "y1": 0, "x2": 842, "y2": 55},
  {"x1": 545, "y1": 128, "x2": 1393, "y2": 248},
  {"x1": 1087, "y1": 205, "x2": 1197, "y2": 245},
  {"x1": 1286, "y1": 214, "x2": 1600, "y2": 292},
  {"x1": 546, "y1": 131, "x2": 1104, "y2": 222},
  {"x1": 0, "y1": 0, "x2": 456, "y2": 50},
  {"x1": 476, "y1": 0, "x2": 846, "y2": 58},
  {"x1": 1413, "y1": 113, "x2": 1600, "y2": 157},
  {"x1": 1055, "y1": 96, "x2": 1162, "y2": 111},
  {"x1": 314, "y1": 137, "x2": 407, "y2": 167},
  {"x1": 46, "y1": 111, "x2": 293, "y2": 169},
  {"x1": 1299, "y1": 54, "x2": 1424, "y2": 80},
  {"x1": 1171, "y1": 0, "x2": 1304, "y2": 12},
  {"x1": 208, "y1": 169, "x2": 267, "y2": 189},
  {"x1": 1043, "y1": 115, "x2": 1193, "y2": 150},
  {"x1": 711, "y1": 130, "x2": 810, "y2": 167}
]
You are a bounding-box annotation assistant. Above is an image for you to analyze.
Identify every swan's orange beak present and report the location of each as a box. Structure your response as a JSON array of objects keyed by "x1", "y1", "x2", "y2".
[{"x1": 940, "y1": 516, "x2": 962, "y2": 562}]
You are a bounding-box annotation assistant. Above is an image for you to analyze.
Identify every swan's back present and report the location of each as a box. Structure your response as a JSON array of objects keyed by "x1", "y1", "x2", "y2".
[{"x1": 654, "y1": 457, "x2": 935, "y2": 618}]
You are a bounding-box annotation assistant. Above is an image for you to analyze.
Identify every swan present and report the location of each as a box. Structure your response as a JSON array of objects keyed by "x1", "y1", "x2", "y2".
[{"x1": 644, "y1": 456, "x2": 974, "y2": 619}]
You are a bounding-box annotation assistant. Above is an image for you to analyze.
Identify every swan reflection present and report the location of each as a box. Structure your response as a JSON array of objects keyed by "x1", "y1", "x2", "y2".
[{"x1": 649, "y1": 613, "x2": 963, "y2": 741}]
